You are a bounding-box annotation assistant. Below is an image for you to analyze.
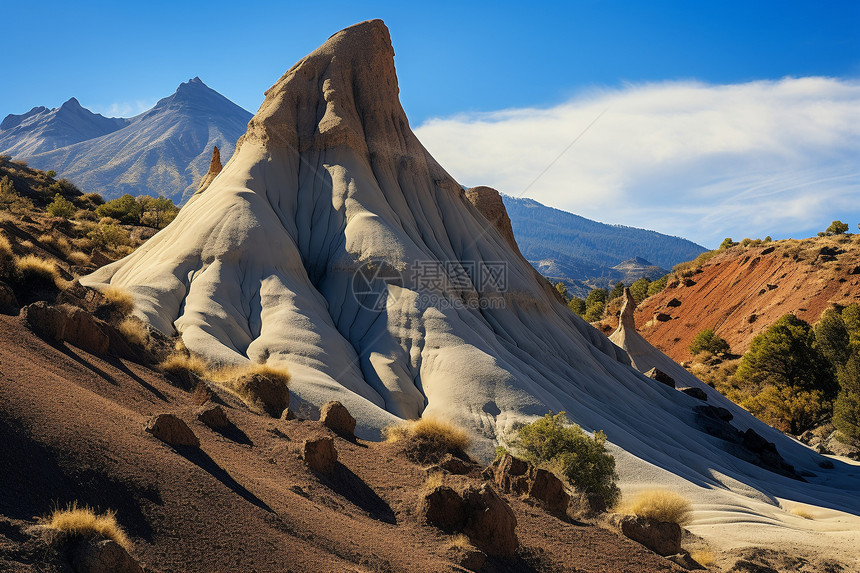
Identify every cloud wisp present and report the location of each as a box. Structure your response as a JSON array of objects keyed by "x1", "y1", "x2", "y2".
[{"x1": 414, "y1": 77, "x2": 860, "y2": 248}]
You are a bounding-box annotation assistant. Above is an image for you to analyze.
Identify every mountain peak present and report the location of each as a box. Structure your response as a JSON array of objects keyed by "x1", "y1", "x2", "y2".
[{"x1": 59, "y1": 97, "x2": 82, "y2": 110}]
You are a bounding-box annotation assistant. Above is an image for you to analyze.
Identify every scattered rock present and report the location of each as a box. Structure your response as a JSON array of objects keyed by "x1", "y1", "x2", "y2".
[
  {"x1": 766, "y1": 283, "x2": 778, "y2": 290},
  {"x1": 818, "y1": 459, "x2": 834, "y2": 469},
  {"x1": 320, "y1": 400, "x2": 356, "y2": 438},
  {"x1": 666, "y1": 298, "x2": 682, "y2": 307},
  {"x1": 679, "y1": 387, "x2": 708, "y2": 401},
  {"x1": 760, "y1": 246, "x2": 775, "y2": 255},
  {"x1": 645, "y1": 367, "x2": 675, "y2": 388},
  {"x1": 747, "y1": 313, "x2": 758, "y2": 324},
  {"x1": 682, "y1": 278, "x2": 696, "y2": 287},
  {"x1": 568, "y1": 491, "x2": 607, "y2": 517},
  {"x1": 654, "y1": 312, "x2": 672, "y2": 322},
  {"x1": 280, "y1": 407, "x2": 297, "y2": 421},
  {"x1": 73, "y1": 538, "x2": 144, "y2": 573},
  {"x1": 233, "y1": 372, "x2": 289, "y2": 417},
  {"x1": 447, "y1": 545, "x2": 486, "y2": 572},
  {"x1": 694, "y1": 404, "x2": 732, "y2": 421},
  {"x1": 438, "y1": 453, "x2": 472, "y2": 475},
  {"x1": 615, "y1": 515, "x2": 681, "y2": 556},
  {"x1": 22, "y1": 302, "x2": 110, "y2": 354},
  {"x1": 462, "y1": 484, "x2": 518, "y2": 557},
  {"x1": 197, "y1": 404, "x2": 229, "y2": 429},
  {"x1": 418, "y1": 486, "x2": 466, "y2": 531},
  {"x1": 729, "y1": 560, "x2": 779, "y2": 573},
  {"x1": 0, "y1": 281, "x2": 18, "y2": 312},
  {"x1": 666, "y1": 551, "x2": 706, "y2": 570},
  {"x1": 487, "y1": 454, "x2": 569, "y2": 516},
  {"x1": 301, "y1": 437, "x2": 337, "y2": 474},
  {"x1": 145, "y1": 414, "x2": 199, "y2": 447},
  {"x1": 850, "y1": 265, "x2": 860, "y2": 275}
]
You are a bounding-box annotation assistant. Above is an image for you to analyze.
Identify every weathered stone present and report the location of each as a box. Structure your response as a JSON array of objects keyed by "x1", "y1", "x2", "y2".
[
  {"x1": 462, "y1": 484, "x2": 518, "y2": 557},
  {"x1": 682, "y1": 278, "x2": 697, "y2": 287},
  {"x1": 145, "y1": 414, "x2": 199, "y2": 447},
  {"x1": 446, "y1": 545, "x2": 486, "y2": 572},
  {"x1": 22, "y1": 302, "x2": 110, "y2": 354},
  {"x1": 320, "y1": 400, "x2": 356, "y2": 438},
  {"x1": 233, "y1": 373, "x2": 289, "y2": 417},
  {"x1": 418, "y1": 486, "x2": 466, "y2": 531},
  {"x1": 528, "y1": 468, "x2": 569, "y2": 517},
  {"x1": 680, "y1": 387, "x2": 708, "y2": 401},
  {"x1": 617, "y1": 515, "x2": 681, "y2": 556},
  {"x1": 301, "y1": 437, "x2": 337, "y2": 474},
  {"x1": 729, "y1": 560, "x2": 779, "y2": 573},
  {"x1": 695, "y1": 404, "x2": 733, "y2": 421},
  {"x1": 655, "y1": 312, "x2": 672, "y2": 322},
  {"x1": 760, "y1": 246, "x2": 775, "y2": 255},
  {"x1": 487, "y1": 454, "x2": 569, "y2": 516},
  {"x1": 197, "y1": 404, "x2": 229, "y2": 429},
  {"x1": 438, "y1": 453, "x2": 472, "y2": 475},
  {"x1": 73, "y1": 539, "x2": 144, "y2": 573},
  {"x1": 666, "y1": 298, "x2": 682, "y2": 307},
  {"x1": 0, "y1": 281, "x2": 18, "y2": 312},
  {"x1": 645, "y1": 367, "x2": 675, "y2": 388}
]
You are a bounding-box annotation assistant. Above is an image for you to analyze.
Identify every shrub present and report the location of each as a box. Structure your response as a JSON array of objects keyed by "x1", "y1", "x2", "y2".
[
  {"x1": 0, "y1": 175, "x2": 34, "y2": 214},
  {"x1": 741, "y1": 384, "x2": 827, "y2": 435},
  {"x1": 568, "y1": 297, "x2": 586, "y2": 316},
  {"x1": 0, "y1": 233, "x2": 12, "y2": 270},
  {"x1": 118, "y1": 317, "x2": 148, "y2": 347},
  {"x1": 46, "y1": 193, "x2": 77, "y2": 218},
  {"x1": 629, "y1": 277, "x2": 651, "y2": 305},
  {"x1": 507, "y1": 411, "x2": 619, "y2": 507},
  {"x1": 625, "y1": 489, "x2": 692, "y2": 524},
  {"x1": 95, "y1": 194, "x2": 141, "y2": 224},
  {"x1": 158, "y1": 351, "x2": 210, "y2": 378},
  {"x1": 87, "y1": 223, "x2": 132, "y2": 251},
  {"x1": 690, "y1": 550, "x2": 715, "y2": 566},
  {"x1": 46, "y1": 169, "x2": 56, "y2": 178},
  {"x1": 67, "y1": 251, "x2": 91, "y2": 266},
  {"x1": 719, "y1": 237, "x2": 738, "y2": 250},
  {"x1": 841, "y1": 303, "x2": 860, "y2": 345},
  {"x1": 383, "y1": 415, "x2": 471, "y2": 463},
  {"x1": 609, "y1": 282, "x2": 625, "y2": 301},
  {"x1": 647, "y1": 274, "x2": 669, "y2": 298},
  {"x1": 814, "y1": 308, "x2": 851, "y2": 366},
  {"x1": 825, "y1": 220, "x2": 849, "y2": 235},
  {"x1": 834, "y1": 353, "x2": 860, "y2": 448},
  {"x1": 14, "y1": 254, "x2": 59, "y2": 286},
  {"x1": 37, "y1": 233, "x2": 72, "y2": 257},
  {"x1": 212, "y1": 363, "x2": 291, "y2": 416},
  {"x1": 40, "y1": 502, "x2": 131, "y2": 550},
  {"x1": 689, "y1": 328, "x2": 730, "y2": 356},
  {"x1": 137, "y1": 195, "x2": 179, "y2": 229}
]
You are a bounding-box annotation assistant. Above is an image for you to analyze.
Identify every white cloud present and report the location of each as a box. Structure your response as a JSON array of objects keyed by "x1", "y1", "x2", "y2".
[
  {"x1": 89, "y1": 99, "x2": 155, "y2": 118},
  {"x1": 414, "y1": 77, "x2": 860, "y2": 248}
]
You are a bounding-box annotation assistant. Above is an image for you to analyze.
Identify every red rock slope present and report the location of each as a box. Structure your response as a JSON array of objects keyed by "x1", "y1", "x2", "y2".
[{"x1": 632, "y1": 235, "x2": 860, "y2": 362}]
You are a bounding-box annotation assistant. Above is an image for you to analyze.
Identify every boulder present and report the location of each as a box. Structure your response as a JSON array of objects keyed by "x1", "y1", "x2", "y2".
[
  {"x1": 145, "y1": 414, "x2": 199, "y2": 447},
  {"x1": 694, "y1": 404, "x2": 733, "y2": 421},
  {"x1": 446, "y1": 545, "x2": 486, "y2": 572},
  {"x1": 645, "y1": 367, "x2": 676, "y2": 388},
  {"x1": 22, "y1": 302, "x2": 110, "y2": 354},
  {"x1": 233, "y1": 373, "x2": 289, "y2": 417},
  {"x1": 418, "y1": 486, "x2": 466, "y2": 531},
  {"x1": 760, "y1": 246, "x2": 776, "y2": 255},
  {"x1": 320, "y1": 400, "x2": 356, "y2": 438},
  {"x1": 73, "y1": 539, "x2": 144, "y2": 573},
  {"x1": 680, "y1": 387, "x2": 708, "y2": 401},
  {"x1": 654, "y1": 312, "x2": 672, "y2": 322},
  {"x1": 0, "y1": 281, "x2": 18, "y2": 312},
  {"x1": 197, "y1": 404, "x2": 229, "y2": 429},
  {"x1": 438, "y1": 453, "x2": 472, "y2": 475},
  {"x1": 462, "y1": 484, "x2": 518, "y2": 557},
  {"x1": 667, "y1": 551, "x2": 706, "y2": 570},
  {"x1": 616, "y1": 515, "x2": 681, "y2": 556},
  {"x1": 729, "y1": 560, "x2": 779, "y2": 573},
  {"x1": 666, "y1": 298, "x2": 682, "y2": 307},
  {"x1": 487, "y1": 454, "x2": 569, "y2": 517},
  {"x1": 301, "y1": 437, "x2": 337, "y2": 474}
]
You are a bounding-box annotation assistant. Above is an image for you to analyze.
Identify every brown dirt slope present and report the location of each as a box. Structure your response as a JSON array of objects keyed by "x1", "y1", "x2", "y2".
[
  {"x1": 0, "y1": 312, "x2": 685, "y2": 572},
  {"x1": 628, "y1": 235, "x2": 860, "y2": 362}
]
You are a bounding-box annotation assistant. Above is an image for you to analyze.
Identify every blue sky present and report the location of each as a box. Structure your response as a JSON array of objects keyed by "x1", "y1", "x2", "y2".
[{"x1": 3, "y1": 0, "x2": 859, "y2": 247}]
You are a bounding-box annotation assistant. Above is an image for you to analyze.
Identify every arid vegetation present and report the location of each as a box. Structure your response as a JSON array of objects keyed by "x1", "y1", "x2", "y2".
[{"x1": 40, "y1": 502, "x2": 131, "y2": 550}]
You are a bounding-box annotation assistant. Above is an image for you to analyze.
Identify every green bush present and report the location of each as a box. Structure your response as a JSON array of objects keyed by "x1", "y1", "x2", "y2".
[
  {"x1": 719, "y1": 237, "x2": 738, "y2": 250},
  {"x1": 834, "y1": 353, "x2": 860, "y2": 447},
  {"x1": 647, "y1": 274, "x2": 669, "y2": 298},
  {"x1": 689, "y1": 328, "x2": 730, "y2": 356},
  {"x1": 507, "y1": 412, "x2": 619, "y2": 507},
  {"x1": 825, "y1": 220, "x2": 849, "y2": 235},
  {"x1": 629, "y1": 277, "x2": 651, "y2": 305},
  {"x1": 46, "y1": 193, "x2": 77, "y2": 218},
  {"x1": 609, "y1": 282, "x2": 625, "y2": 301},
  {"x1": 568, "y1": 297, "x2": 586, "y2": 316},
  {"x1": 814, "y1": 308, "x2": 851, "y2": 367},
  {"x1": 46, "y1": 170, "x2": 56, "y2": 178},
  {"x1": 87, "y1": 223, "x2": 132, "y2": 251},
  {"x1": 95, "y1": 194, "x2": 141, "y2": 224}
]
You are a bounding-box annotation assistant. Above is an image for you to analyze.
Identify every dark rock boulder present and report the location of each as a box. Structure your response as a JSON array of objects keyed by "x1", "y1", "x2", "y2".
[
  {"x1": 320, "y1": 400, "x2": 356, "y2": 438},
  {"x1": 233, "y1": 372, "x2": 289, "y2": 417},
  {"x1": 145, "y1": 414, "x2": 199, "y2": 447},
  {"x1": 487, "y1": 454, "x2": 569, "y2": 516},
  {"x1": 418, "y1": 486, "x2": 466, "y2": 531},
  {"x1": 615, "y1": 515, "x2": 681, "y2": 556},
  {"x1": 462, "y1": 484, "x2": 518, "y2": 557},
  {"x1": 197, "y1": 404, "x2": 229, "y2": 429},
  {"x1": 645, "y1": 367, "x2": 675, "y2": 388},
  {"x1": 301, "y1": 436, "x2": 337, "y2": 474},
  {"x1": 680, "y1": 387, "x2": 708, "y2": 401},
  {"x1": 73, "y1": 538, "x2": 144, "y2": 573},
  {"x1": 23, "y1": 301, "x2": 110, "y2": 354}
]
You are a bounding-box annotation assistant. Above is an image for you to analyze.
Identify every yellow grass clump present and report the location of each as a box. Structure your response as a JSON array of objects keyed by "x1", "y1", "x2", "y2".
[
  {"x1": 100, "y1": 284, "x2": 135, "y2": 316},
  {"x1": 212, "y1": 363, "x2": 291, "y2": 417},
  {"x1": 625, "y1": 489, "x2": 692, "y2": 525},
  {"x1": 14, "y1": 254, "x2": 59, "y2": 285},
  {"x1": 0, "y1": 233, "x2": 12, "y2": 267},
  {"x1": 38, "y1": 233, "x2": 72, "y2": 256},
  {"x1": 158, "y1": 351, "x2": 210, "y2": 378},
  {"x1": 41, "y1": 502, "x2": 131, "y2": 550},
  {"x1": 423, "y1": 471, "x2": 444, "y2": 491},
  {"x1": 118, "y1": 317, "x2": 148, "y2": 347},
  {"x1": 384, "y1": 415, "x2": 471, "y2": 456},
  {"x1": 66, "y1": 250, "x2": 91, "y2": 266},
  {"x1": 448, "y1": 533, "x2": 473, "y2": 550},
  {"x1": 690, "y1": 549, "x2": 715, "y2": 566},
  {"x1": 789, "y1": 505, "x2": 814, "y2": 520}
]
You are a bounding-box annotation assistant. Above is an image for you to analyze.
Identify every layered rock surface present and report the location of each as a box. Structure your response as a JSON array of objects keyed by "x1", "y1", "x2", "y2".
[{"x1": 82, "y1": 20, "x2": 860, "y2": 555}]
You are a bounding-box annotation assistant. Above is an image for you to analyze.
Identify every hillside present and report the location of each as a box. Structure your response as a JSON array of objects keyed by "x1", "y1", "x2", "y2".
[
  {"x1": 502, "y1": 195, "x2": 706, "y2": 296},
  {"x1": 626, "y1": 235, "x2": 860, "y2": 362},
  {"x1": 79, "y1": 19, "x2": 860, "y2": 569},
  {"x1": 0, "y1": 78, "x2": 252, "y2": 203}
]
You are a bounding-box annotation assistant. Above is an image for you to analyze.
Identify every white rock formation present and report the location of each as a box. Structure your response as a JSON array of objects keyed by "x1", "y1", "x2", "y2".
[{"x1": 82, "y1": 20, "x2": 860, "y2": 561}]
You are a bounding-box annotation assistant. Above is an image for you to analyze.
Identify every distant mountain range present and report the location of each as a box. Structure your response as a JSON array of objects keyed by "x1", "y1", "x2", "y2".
[
  {"x1": 502, "y1": 195, "x2": 707, "y2": 296},
  {"x1": 0, "y1": 78, "x2": 252, "y2": 202}
]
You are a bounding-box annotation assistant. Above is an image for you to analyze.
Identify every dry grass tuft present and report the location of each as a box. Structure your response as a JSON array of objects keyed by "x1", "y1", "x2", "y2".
[
  {"x1": 41, "y1": 502, "x2": 131, "y2": 550},
  {"x1": 38, "y1": 233, "x2": 72, "y2": 256},
  {"x1": 14, "y1": 254, "x2": 59, "y2": 285},
  {"x1": 158, "y1": 351, "x2": 210, "y2": 377},
  {"x1": 66, "y1": 250, "x2": 91, "y2": 266},
  {"x1": 213, "y1": 362, "x2": 291, "y2": 417},
  {"x1": 384, "y1": 415, "x2": 471, "y2": 463},
  {"x1": 118, "y1": 317, "x2": 148, "y2": 347},
  {"x1": 789, "y1": 505, "x2": 815, "y2": 520},
  {"x1": 423, "y1": 471, "x2": 444, "y2": 491},
  {"x1": 191, "y1": 382, "x2": 214, "y2": 406},
  {"x1": 448, "y1": 533, "x2": 473, "y2": 550},
  {"x1": 624, "y1": 489, "x2": 692, "y2": 525},
  {"x1": 0, "y1": 234, "x2": 12, "y2": 267},
  {"x1": 100, "y1": 284, "x2": 135, "y2": 316},
  {"x1": 689, "y1": 549, "x2": 714, "y2": 566}
]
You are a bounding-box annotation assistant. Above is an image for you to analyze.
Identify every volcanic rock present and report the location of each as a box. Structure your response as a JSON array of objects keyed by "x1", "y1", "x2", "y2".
[
  {"x1": 73, "y1": 538, "x2": 144, "y2": 573},
  {"x1": 645, "y1": 367, "x2": 675, "y2": 388},
  {"x1": 145, "y1": 414, "x2": 199, "y2": 447},
  {"x1": 462, "y1": 484, "x2": 518, "y2": 557},
  {"x1": 22, "y1": 302, "x2": 110, "y2": 354},
  {"x1": 301, "y1": 437, "x2": 337, "y2": 474},
  {"x1": 320, "y1": 400, "x2": 356, "y2": 438},
  {"x1": 615, "y1": 515, "x2": 681, "y2": 556},
  {"x1": 197, "y1": 404, "x2": 229, "y2": 428}
]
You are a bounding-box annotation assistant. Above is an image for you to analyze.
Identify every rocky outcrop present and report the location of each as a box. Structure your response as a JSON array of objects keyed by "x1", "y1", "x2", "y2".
[
  {"x1": 419, "y1": 485, "x2": 465, "y2": 531},
  {"x1": 320, "y1": 401, "x2": 356, "y2": 438},
  {"x1": 197, "y1": 404, "x2": 229, "y2": 429},
  {"x1": 233, "y1": 372, "x2": 290, "y2": 417},
  {"x1": 613, "y1": 515, "x2": 681, "y2": 556},
  {"x1": 196, "y1": 145, "x2": 222, "y2": 194},
  {"x1": 464, "y1": 186, "x2": 521, "y2": 254},
  {"x1": 0, "y1": 281, "x2": 18, "y2": 313},
  {"x1": 73, "y1": 539, "x2": 144, "y2": 573},
  {"x1": 645, "y1": 367, "x2": 675, "y2": 388},
  {"x1": 301, "y1": 437, "x2": 337, "y2": 474},
  {"x1": 145, "y1": 414, "x2": 199, "y2": 447},
  {"x1": 485, "y1": 454, "x2": 569, "y2": 517},
  {"x1": 22, "y1": 302, "x2": 110, "y2": 354}
]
